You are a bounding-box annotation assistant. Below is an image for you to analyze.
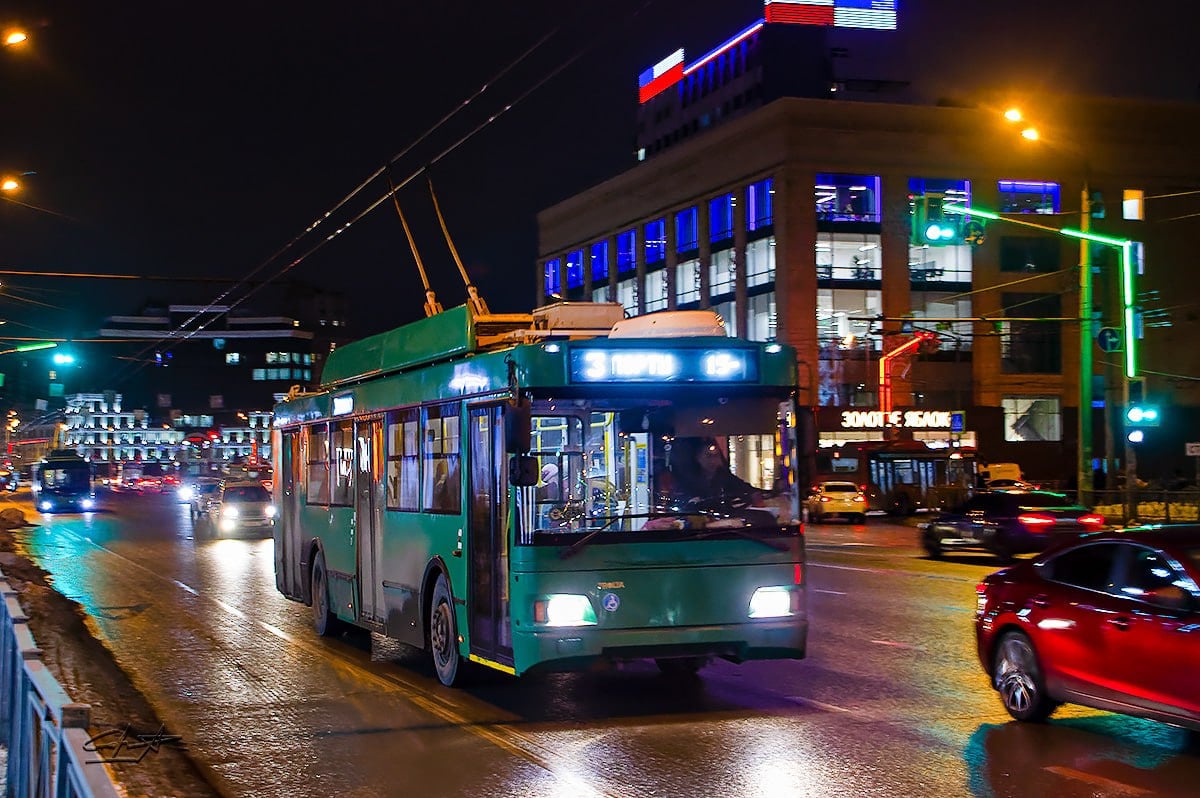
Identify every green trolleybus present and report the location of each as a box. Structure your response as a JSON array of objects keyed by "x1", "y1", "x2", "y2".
[{"x1": 272, "y1": 303, "x2": 813, "y2": 686}]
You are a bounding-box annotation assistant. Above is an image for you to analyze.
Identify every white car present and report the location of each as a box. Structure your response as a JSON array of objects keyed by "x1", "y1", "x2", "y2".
[{"x1": 806, "y1": 481, "x2": 868, "y2": 523}]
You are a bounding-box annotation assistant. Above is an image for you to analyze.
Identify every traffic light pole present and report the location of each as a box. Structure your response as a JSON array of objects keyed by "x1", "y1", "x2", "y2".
[{"x1": 1078, "y1": 186, "x2": 1093, "y2": 508}]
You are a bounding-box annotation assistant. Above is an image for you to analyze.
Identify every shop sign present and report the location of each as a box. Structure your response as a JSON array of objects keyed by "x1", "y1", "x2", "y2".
[{"x1": 840, "y1": 409, "x2": 957, "y2": 430}]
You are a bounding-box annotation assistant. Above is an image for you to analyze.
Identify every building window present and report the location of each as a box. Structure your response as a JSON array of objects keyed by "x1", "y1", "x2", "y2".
[
  {"x1": 998, "y1": 180, "x2": 1060, "y2": 214},
  {"x1": 747, "y1": 178, "x2": 773, "y2": 232},
  {"x1": 645, "y1": 269, "x2": 668, "y2": 312},
  {"x1": 818, "y1": 289, "x2": 881, "y2": 346},
  {"x1": 816, "y1": 233, "x2": 881, "y2": 280},
  {"x1": 1002, "y1": 397, "x2": 1062, "y2": 442},
  {"x1": 675, "y1": 258, "x2": 701, "y2": 305},
  {"x1": 590, "y1": 241, "x2": 609, "y2": 284},
  {"x1": 617, "y1": 278, "x2": 638, "y2": 315},
  {"x1": 911, "y1": 292, "x2": 973, "y2": 351},
  {"x1": 423, "y1": 404, "x2": 460, "y2": 514},
  {"x1": 815, "y1": 174, "x2": 881, "y2": 222},
  {"x1": 617, "y1": 229, "x2": 637, "y2": 273},
  {"x1": 386, "y1": 409, "x2": 419, "y2": 511},
  {"x1": 225, "y1": 353, "x2": 240, "y2": 365},
  {"x1": 592, "y1": 284, "x2": 612, "y2": 303},
  {"x1": 999, "y1": 236, "x2": 1060, "y2": 273},
  {"x1": 748, "y1": 292, "x2": 776, "y2": 342},
  {"x1": 565, "y1": 250, "x2": 585, "y2": 290},
  {"x1": 710, "y1": 193, "x2": 734, "y2": 243},
  {"x1": 909, "y1": 177, "x2": 971, "y2": 208},
  {"x1": 1000, "y1": 293, "x2": 1062, "y2": 374},
  {"x1": 543, "y1": 258, "x2": 562, "y2": 298},
  {"x1": 645, "y1": 219, "x2": 666, "y2": 265},
  {"x1": 713, "y1": 300, "x2": 736, "y2": 336},
  {"x1": 710, "y1": 249, "x2": 735, "y2": 297},
  {"x1": 675, "y1": 207, "x2": 698, "y2": 252},
  {"x1": 909, "y1": 243, "x2": 973, "y2": 283},
  {"x1": 745, "y1": 236, "x2": 775, "y2": 287}
]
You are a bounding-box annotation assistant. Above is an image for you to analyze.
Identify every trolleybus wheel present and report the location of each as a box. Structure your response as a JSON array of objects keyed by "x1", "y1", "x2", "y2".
[
  {"x1": 311, "y1": 550, "x2": 342, "y2": 637},
  {"x1": 656, "y1": 657, "x2": 706, "y2": 678},
  {"x1": 429, "y1": 573, "x2": 462, "y2": 687}
]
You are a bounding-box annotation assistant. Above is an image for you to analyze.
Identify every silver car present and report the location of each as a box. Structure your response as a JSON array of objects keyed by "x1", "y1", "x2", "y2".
[{"x1": 201, "y1": 480, "x2": 276, "y2": 536}]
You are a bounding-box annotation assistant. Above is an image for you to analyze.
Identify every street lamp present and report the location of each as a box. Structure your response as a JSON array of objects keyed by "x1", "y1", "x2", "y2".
[
  {"x1": 1004, "y1": 107, "x2": 1094, "y2": 507},
  {"x1": 1, "y1": 176, "x2": 20, "y2": 193},
  {"x1": 2, "y1": 28, "x2": 28, "y2": 48}
]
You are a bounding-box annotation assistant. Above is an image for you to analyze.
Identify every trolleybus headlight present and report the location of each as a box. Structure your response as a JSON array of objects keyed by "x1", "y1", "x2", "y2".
[
  {"x1": 749, "y1": 586, "x2": 797, "y2": 618},
  {"x1": 39, "y1": 500, "x2": 53, "y2": 512},
  {"x1": 534, "y1": 594, "x2": 597, "y2": 627},
  {"x1": 80, "y1": 498, "x2": 95, "y2": 511}
]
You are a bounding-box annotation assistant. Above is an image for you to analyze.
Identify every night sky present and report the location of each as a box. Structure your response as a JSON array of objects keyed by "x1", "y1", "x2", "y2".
[{"x1": 2, "y1": 0, "x2": 1198, "y2": 360}]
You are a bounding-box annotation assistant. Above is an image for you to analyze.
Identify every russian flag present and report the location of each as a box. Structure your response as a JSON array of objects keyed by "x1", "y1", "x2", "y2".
[
  {"x1": 638, "y1": 48, "x2": 685, "y2": 104},
  {"x1": 764, "y1": 0, "x2": 834, "y2": 26}
]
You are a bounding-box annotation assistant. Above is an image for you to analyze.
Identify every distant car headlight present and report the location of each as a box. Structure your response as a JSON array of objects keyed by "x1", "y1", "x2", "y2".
[
  {"x1": 748, "y1": 586, "x2": 799, "y2": 618},
  {"x1": 266, "y1": 505, "x2": 277, "y2": 518},
  {"x1": 178, "y1": 487, "x2": 195, "y2": 501},
  {"x1": 80, "y1": 498, "x2": 95, "y2": 511},
  {"x1": 221, "y1": 505, "x2": 239, "y2": 519},
  {"x1": 39, "y1": 500, "x2": 53, "y2": 512},
  {"x1": 532, "y1": 594, "x2": 597, "y2": 627}
]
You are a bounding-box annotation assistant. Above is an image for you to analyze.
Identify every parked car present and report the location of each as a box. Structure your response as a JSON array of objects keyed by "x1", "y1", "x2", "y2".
[
  {"x1": 806, "y1": 480, "x2": 868, "y2": 523},
  {"x1": 975, "y1": 525, "x2": 1200, "y2": 730},
  {"x1": 200, "y1": 480, "x2": 275, "y2": 536},
  {"x1": 921, "y1": 491, "x2": 1104, "y2": 561}
]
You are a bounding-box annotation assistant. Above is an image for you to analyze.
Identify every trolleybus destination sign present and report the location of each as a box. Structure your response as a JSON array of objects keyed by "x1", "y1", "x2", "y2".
[{"x1": 840, "y1": 410, "x2": 960, "y2": 430}]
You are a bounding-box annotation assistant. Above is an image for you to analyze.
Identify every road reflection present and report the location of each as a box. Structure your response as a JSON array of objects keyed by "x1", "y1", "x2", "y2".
[{"x1": 966, "y1": 717, "x2": 1200, "y2": 797}]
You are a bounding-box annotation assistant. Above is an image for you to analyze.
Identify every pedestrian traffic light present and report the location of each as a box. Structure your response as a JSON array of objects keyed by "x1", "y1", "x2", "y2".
[
  {"x1": 1125, "y1": 404, "x2": 1159, "y2": 427},
  {"x1": 911, "y1": 193, "x2": 962, "y2": 246}
]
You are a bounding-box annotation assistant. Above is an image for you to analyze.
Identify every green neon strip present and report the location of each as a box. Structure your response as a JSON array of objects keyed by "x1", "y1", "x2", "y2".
[
  {"x1": 14, "y1": 342, "x2": 56, "y2": 352},
  {"x1": 1060, "y1": 227, "x2": 1131, "y2": 247},
  {"x1": 1122, "y1": 242, "x2": 1136, "y2": 377},
  {"x1": 942, "y1": 203, "x2": 1001, "y2": 221}
]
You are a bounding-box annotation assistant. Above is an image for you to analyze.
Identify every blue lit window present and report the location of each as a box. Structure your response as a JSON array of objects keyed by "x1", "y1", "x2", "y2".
[
  {"x1": 617, "y1": 229, "x2": 637, "y2": 273},
  {"x1": 676, "y1": 207, "x2": 698, "y2": 252},
  {"x1": 565, "y1": 250, "x2": 584, "y2": 290},
  {"x1": 543, "y1": 258, "x2": 561, "y2": 297},
  {"x1": 999, "y1": 180, "x2": 1061, "y2": 214},
  {"x1": 748, "y1": 178, "x2": 773, "y2": 232},
  {"x1": 590, "y1": 241, "x2": 609, "y2": 283},
  {"x1": 710, "y1": 193, "x2": 734, "y2": 243},
  {"x1": 645, "y1": 219, "x2": 666, "y2": 265},
  {"x1": 815, "y1": 174, "x2": 880, "y2": 222}
]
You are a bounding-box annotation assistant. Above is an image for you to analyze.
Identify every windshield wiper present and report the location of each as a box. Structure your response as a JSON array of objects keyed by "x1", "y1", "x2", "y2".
[
  {"x1": 683, "y1": 523, "x2": 791, "y2": 551},
  {"x1": 558, "y1": 515, "x2": 624, "y2": 560}
]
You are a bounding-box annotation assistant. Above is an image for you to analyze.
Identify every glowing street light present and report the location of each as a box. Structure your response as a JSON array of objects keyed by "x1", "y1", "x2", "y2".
[
  {"x1": 1020, "y1": 127, "x2": 1040, "y2": 141},
  {"x1": 1003, "y1": 107, "x2": 1023, "y2": 123},
  {"x1": 1, "y1": 177, "x2": 19, "y2": 193},
  {"x1": 2, "y1": 28, "x2": 28, "y2": 47}
]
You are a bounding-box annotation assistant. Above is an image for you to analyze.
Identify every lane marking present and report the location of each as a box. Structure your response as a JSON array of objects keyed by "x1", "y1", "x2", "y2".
[
  {"x1": 1043, "y1": 766, "x2": 1154, "y2": 796},
  {"x1": 813, "y1": 589, "x2": 846, "y2": 596},
  {"x1": 870, "y1": 639, "x2": 923, "y2": 651}
]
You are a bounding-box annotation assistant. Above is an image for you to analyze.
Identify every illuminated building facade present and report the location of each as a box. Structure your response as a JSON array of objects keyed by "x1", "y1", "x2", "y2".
[{"x1": 538, "y1": 11, "x2": 1200, "y2": 481}]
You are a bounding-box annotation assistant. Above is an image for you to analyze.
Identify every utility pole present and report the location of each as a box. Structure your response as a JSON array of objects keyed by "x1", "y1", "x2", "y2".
[{"x1": 1078, "y1": 184, "x2": 1093, "y2": 507}]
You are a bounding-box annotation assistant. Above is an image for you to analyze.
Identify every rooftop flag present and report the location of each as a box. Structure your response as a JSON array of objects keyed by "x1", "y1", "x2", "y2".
[
  {"x1": 638, "y1": 48, "x2": 685, "y2": 104},
  {"x1": 764, "y1": 0, "x2": 898, "y2": 30}
]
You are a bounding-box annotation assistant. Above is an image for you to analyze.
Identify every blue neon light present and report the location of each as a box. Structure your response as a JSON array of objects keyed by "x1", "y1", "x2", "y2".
[{"x1": 684, "y1": 20, "x2": 765, "y2": 77}]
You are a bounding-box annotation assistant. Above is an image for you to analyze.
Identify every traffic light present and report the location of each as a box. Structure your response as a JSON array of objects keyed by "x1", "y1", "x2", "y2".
[
  {"x1": 1125, "y1": 377, "x2": 1159, "y2": 441},
  {"x1": 911, "y1": 193, "x2": 962, "y2": 246}
]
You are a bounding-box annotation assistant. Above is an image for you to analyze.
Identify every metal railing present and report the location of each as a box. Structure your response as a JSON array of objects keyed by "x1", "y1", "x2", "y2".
[
  {"x1": 1090, "y1": 489, "x2": 1200, "y2": 525},
  {"x1": 0, "y1": 571, "x2": 122, "y2": 798}
]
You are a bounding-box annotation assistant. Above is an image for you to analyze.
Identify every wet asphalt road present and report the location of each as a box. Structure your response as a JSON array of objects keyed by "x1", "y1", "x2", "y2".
[{"x1": 5, "y1": 489, "x2": 1199, "y2": 797}]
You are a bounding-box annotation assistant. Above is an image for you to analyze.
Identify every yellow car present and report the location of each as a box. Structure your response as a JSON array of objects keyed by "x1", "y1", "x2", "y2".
[{"x1": 806, "y1": 481, "x2": 868, "y2": 524}]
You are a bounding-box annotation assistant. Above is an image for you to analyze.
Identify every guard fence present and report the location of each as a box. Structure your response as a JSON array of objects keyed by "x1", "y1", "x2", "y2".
[{"x1": 0, "y1": 567, "x2": 121, "y2": 797}]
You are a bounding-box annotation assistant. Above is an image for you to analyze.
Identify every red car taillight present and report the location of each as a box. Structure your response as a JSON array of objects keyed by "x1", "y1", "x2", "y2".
[
  {"x1": 975, "y1": 581, "x2": 990, "y2": 614},
  {"x1": 1078, "y1": 513, "x2": 1105, "y2": 527},
  {"x1": 1018, "y1": 513, "x2": 1056, "y2": 531}
]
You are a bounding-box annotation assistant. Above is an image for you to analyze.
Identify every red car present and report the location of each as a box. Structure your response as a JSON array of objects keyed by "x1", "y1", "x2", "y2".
[{"x1": 975, "y1": 526, "x2": 1200, "y2": 730}]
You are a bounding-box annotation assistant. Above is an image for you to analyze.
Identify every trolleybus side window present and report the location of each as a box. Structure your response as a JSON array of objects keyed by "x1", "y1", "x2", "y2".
[
  {"x1": 306, "y1": 423, "x2": 329, "y2": 504},
  {"x1": 331, "y1": 419, "x2": 354, "y2": 507},
  {"x1": 385, "y1": 408, "x2": 420, "y2": 512},
  {"x1": 423, "y1": 403, "x2": 461, "y2": 514}
]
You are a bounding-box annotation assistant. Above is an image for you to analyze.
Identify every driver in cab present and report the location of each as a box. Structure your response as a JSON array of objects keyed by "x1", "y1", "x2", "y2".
[{"x1": 669, "y1": 436, "x2": 760, "y2": 505}]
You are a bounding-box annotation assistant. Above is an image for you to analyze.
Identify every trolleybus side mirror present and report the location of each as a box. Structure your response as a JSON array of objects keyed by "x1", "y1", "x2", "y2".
[
  {"x1": 505, "y1": 399, "x2": 532, "y2": 454},
  {"x1": 508, "y1": 455, "x2": 539, "y2": 487}
]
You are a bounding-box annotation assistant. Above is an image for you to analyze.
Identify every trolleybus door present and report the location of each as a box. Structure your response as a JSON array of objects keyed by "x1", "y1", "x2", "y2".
[
  {"x1": 466, "y1": 404, "x2": 513, "y2": 665},
  {"x1": 276, "y1": 431, "x2": 303, "y2": 598},
  {"x1": 355, "y1": 418, "x2": 385, "y2": 623}
]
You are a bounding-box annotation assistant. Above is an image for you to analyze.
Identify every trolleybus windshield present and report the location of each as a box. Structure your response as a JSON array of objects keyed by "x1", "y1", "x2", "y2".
[{"x1": 522, "y1": 393, "x2": 800, "y2": 543}]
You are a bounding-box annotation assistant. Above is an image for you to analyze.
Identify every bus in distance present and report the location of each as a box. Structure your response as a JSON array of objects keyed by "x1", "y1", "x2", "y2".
[
  {"x1": 272, "y1": 303, "x2": 814, "y2": 686},
  {"x1": 32, "y1": 449, "x2": 96, "y2": 513}
]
